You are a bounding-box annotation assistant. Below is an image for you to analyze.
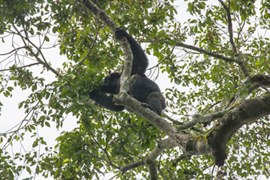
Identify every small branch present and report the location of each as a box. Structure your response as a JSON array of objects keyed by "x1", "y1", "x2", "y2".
[
  {"x1": 174, "y1": 41, "x2": 250, "y2": 77},
  {"x1": 120, "y1": 160, "x2": 145, "y2": 174},
  {"x1": 148, "y1": 46, "x2": 175, "y2": 71},
  {"x1": 163, "y1": 113, "x2": 203, "y2": 133},
  {"x1": 172, "y1": 154, "x2": 191, "y2": 167},
  {"x1": 0, "y1": 62, "x2": 40, "y2": 72},
  {"x1": 0, "y1": 46, "x2": 27, "y2": 56},
  {"x1": 1, "y1": 102, "x2": 39, "y2": 149},
  {"x1": 236, "y1": 20, "x2": 246, "y2": 44},
  {"x1": 162, "y1": 41, "x2": 239, "y2": 63},
  {"x1": 203, "y1": 101, "x2": 221, "y2": 114},
  {"x1": 218, "y1": 0, "x2": 250, "y2": 77},
  {"x1": 12, "y1": 25, "x2": 60, "y2": 77},
  {"x1": 178, "y1": 109, "x2": 228, "y2": 130},
  {"x1": 76, "y1": 32, "x2": 98, "y2": 67},
  {"x1": 218, "y1": 0, "x2": 237, "y2": 54},
  {"x1": 82, "y1": 118, "x2": 119, "y2": 169},
  {"x1": 176, "y1": 41, "x2": 246, "y2": 76}
]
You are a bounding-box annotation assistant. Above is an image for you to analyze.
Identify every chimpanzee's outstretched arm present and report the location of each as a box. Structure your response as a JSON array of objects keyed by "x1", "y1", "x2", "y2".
[
  {"x1": 89, "y1": 90, "x2": 124, "y2": 111},
  {"x1": 115, "y1": 28, "x2": 148, "y2": 75}
]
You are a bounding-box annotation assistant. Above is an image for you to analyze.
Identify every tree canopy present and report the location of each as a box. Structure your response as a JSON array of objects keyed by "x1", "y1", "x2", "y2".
[{"x1": 1, "y1": 0, "x2": 270, "y2": 179}]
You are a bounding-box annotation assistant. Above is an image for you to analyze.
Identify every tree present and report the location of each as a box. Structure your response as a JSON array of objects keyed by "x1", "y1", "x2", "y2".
[{"x1": 0, "y1": 0, "x2": 270, "y2": 179}]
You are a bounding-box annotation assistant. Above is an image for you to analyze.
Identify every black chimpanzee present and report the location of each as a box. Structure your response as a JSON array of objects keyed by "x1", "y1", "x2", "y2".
[{"x1": 89, "y1": 28, "x2": 165, "y2": 115}]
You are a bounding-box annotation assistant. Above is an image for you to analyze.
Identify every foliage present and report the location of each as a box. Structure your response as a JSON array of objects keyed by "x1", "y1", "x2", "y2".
[{"x1": 0, "y1": 0, "x2": 270, "y2": 179}]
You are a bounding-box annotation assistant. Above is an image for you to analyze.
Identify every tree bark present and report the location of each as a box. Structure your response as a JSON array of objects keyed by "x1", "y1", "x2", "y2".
[{"x1": 208, "y1": 93, "x2": 270, "y2": 166}]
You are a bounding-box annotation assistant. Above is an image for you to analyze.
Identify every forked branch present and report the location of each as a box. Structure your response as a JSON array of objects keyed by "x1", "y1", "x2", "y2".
[{"x1": 218, "y1": 0, "x2": 250, "y2": 77}]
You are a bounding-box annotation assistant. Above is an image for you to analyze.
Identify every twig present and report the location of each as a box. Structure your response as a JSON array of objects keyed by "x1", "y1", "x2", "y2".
[
  {"x1": 1, "y1": 102, "x2": 39, "y2": 149},
  {"x1": 218, "y1": 0, "x2": 237, "y2": 54},
  {"x1": 0, "y1": 46, "x2": 27, "y2": 56},
  {"x1": 218, "y1": 0, "x2": 250, "y2": 77},
  {"x1": 12, "y1": 25, "x2": 60, "y2": 77},
  {"x1": 76, "y1": 33, "x2": 98, "y2": 67},
  {"x1": 172, "y1": 154, "x2": 191, "y2": 167},
  {"x1": 81, "y1": 118, "x2": 119, "y2": 169},
  {"x1": 0, "y1": 62, "x2": 40, "y2": 72},
  {"x1": 148, "y1": 45, "x2": 176, "y2": 71}
]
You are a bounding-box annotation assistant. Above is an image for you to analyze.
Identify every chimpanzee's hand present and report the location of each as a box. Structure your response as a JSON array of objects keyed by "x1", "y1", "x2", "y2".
[{"x1": 115, "y1": 28, "x2": 127, "y2": 40}]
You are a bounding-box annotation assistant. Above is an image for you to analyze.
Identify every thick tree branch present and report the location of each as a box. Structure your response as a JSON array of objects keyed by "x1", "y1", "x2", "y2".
[
  {"x1": 208, "y1": 93, "x2": 270, "y2": 166},
  {"x1": 208, "y1": 75, "x2": 270, "y2": 166},
  {"x1": 226, "y1": 74, "x2": 270, "y2": 109},
  {"x1": 82, "y1": 2, "x2": 212, "y2": 176},
  {"x1": 81, "y1": 0, "x2": 117, "y2": 30},
  {"x1": 237, "y1": 59, "x2": 250, "y2": 77},
  {"x1": 115, "y1": 92, "x2": 177, "y2": 136},
  {"x1": 179, "y1": 74, "x2": 270, "y2": 131},
  {"x1": 245, "y1": 74, "x2": 270, "y2": 92},
  {"x1": 118, "y1": 39, "x2": 133, "y2": 92},
  {"x1": 80, "y1": 0, "x2": 133, "y2": 91}
]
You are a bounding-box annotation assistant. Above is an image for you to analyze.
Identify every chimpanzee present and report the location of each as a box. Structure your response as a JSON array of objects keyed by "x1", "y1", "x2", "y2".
[{"x1": 89, "y1": 28, "x2": 165, "y2": 115}]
